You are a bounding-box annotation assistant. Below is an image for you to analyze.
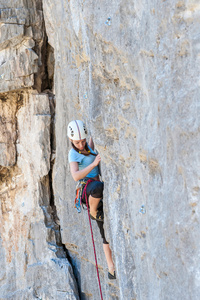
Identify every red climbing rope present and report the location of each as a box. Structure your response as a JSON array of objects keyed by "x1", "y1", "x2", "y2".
[{"x1": 82, "y1": 179, "x2": 104, "y2": 300}]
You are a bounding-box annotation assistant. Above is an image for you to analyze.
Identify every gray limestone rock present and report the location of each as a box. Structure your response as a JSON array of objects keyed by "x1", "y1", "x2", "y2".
[
  {"x1": 0, "y1": 2, "x2": 44, "y2": 93},
  {"x1": 43, "y1": 0, "x2": 200, "y2": 299},
  {"x1": 0, "y1": 93, "x2": 17, "y2": 166},
  {"x1": 0, "y1": 1, "x2": 79, "y2": 299},
  {"x1": 0, "y1": 91, "x2": 79, "y2": 299},
  {"x1": 0, "y1": 0, "x2": 200, "y2": 299},
  {"x1": 0, "y1": 23, "x2": 24, "y2": 50}
]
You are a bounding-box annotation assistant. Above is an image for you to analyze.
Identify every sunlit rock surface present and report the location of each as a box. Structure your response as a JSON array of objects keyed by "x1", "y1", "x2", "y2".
[
  {"x1": 0, "y1": 0, "x2": 200, "y2": 299},
  {"x1": 0, "y1": 1, "x2": 79, "y2": 299},
  {"x1": 43, "y1": 0, "x2": 200, "y2": 299}
]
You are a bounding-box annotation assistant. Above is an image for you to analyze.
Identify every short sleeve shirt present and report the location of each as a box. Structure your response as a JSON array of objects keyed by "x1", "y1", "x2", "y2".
[{"x1": 68, "y1": 145, "x2": 99, "y2": 178}]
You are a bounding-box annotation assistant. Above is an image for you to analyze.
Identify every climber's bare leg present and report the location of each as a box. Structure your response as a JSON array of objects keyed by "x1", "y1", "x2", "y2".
[
  {"x1": 103, "y1": 244, "x2": 115, "y2": 274},
  {"x1": 89, "y1": 195, "x2": 101, "y2": 217}
]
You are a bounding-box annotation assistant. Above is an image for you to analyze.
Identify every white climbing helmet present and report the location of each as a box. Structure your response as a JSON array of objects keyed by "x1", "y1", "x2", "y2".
[{"x1": 67, "y1": 120, "x2": 88, "y2": 140}]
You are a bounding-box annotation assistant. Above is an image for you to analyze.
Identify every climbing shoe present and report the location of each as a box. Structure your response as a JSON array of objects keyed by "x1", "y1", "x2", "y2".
[
  {"x1": 108, "y1": 270, "x2": 116, "y2": 280},
  {"x1": 90, "y1": 210, "x2": 104, "y2": 222}
]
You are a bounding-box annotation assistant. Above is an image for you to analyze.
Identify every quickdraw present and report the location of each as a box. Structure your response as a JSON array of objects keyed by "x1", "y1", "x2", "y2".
[{"x1": 74, "y1": 179, "x2": 88, "y2": 213}]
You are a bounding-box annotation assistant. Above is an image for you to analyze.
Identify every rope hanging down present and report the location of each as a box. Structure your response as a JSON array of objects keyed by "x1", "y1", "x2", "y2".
[{"x1": 82, "y1": 180, "x2": 104, "y2": 300}]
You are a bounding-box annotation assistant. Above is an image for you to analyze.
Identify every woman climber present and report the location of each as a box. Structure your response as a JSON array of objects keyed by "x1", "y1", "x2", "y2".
[{"x1": 67, "y1": 119, "x2": 116, "y2": 280}]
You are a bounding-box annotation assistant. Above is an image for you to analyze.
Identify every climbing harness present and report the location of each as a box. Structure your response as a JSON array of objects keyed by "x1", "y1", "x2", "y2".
[{"x1": 82, "y1": 179, "x2": 104, "y2": 300}]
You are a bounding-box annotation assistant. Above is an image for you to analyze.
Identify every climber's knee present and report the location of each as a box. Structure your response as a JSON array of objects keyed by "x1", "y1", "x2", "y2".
[{"x1": 103, "y1": 238, "x2": 109, "y2": 244}]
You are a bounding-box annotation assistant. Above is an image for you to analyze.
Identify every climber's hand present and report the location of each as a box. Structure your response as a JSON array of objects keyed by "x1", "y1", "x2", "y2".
[{"x1": 92, "y1": 154, "x2": 101, "y2": 167}]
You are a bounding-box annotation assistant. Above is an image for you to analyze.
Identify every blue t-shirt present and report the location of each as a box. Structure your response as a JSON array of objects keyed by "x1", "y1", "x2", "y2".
[{"x1": 68, "y1": 145, "x2": 99, "y2": 178}]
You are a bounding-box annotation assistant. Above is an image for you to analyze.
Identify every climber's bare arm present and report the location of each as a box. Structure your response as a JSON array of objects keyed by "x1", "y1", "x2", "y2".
[
  {"x1": 89, "y1": 136, "x2": 94, "y2": 150},
  {"x1": 70, "y1": 156, "x2": 101, "y2": 181}
]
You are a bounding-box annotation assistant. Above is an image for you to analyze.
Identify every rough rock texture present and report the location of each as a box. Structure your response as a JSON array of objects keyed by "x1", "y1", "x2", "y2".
[
  {"x1": 43, "y1": 0, "x2": 200, "y2": 299},
  {"x1": 1, "y1": 0, "x2": 200, "y2": 299},
  {"x1": 0, "y1": 1, "x2": 79, "y2": 299}
]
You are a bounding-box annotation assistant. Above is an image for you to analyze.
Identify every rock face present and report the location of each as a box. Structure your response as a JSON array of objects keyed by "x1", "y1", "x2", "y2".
[
  {"x1": 0, "y1": 1, "x2": 79, "y2": 299},
  {"x1": 0, "y1": 0, "x2": 200, "y2": 299}
]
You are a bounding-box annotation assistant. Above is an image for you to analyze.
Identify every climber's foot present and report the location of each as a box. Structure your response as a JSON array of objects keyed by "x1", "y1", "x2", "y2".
[
  {"x1": 90, "y1": 210, "x2": 104, "y2": 222},
  {"x1": 108, "y1": 269, "x2": 116, "y2": 280}
]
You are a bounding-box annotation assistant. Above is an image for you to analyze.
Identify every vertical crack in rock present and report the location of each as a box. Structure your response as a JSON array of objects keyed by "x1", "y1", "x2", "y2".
[
  {"x1": 39, "y1": 94, "x2": 81, "y2": 298},
  {"x1": 0, "y1": 1, "x2": 79, "y2": 298},
  {"x1": 38, "y1": 33, "x2": 81, "y2": 297},
  {"x1": 32, "y1": 8, "x2": 54, "y2": 93}
]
